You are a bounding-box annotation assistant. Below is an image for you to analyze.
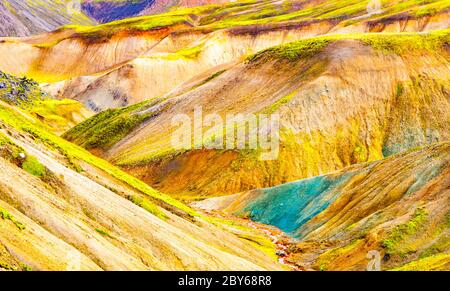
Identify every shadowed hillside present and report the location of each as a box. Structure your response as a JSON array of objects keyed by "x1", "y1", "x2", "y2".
[
  {"x1": 82, "y1": 0, "x2": 157, "y2": 23},
  {"x1": 0, "y1": 0, "x2": 94, "y2": 37},
  {"x1": 82, "y1": 0, "x2": 232, "y2": 23}
]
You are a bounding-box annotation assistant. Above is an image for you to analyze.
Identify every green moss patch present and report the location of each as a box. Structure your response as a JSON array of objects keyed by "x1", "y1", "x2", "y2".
[
  {"x1": 248, "y1": 38, "x2": 331, "y2": 62},
  {"x1": 63, "y1": 100, "x2": 155, "y2": 150},
  {"x1": 95, "y1": 228, "x2": 113, "y2": 238},
  {"x1": 361, "y1": 29, "x2": 450, "y2": 55},
  {"x1": 382, "y1": 208, "x2": 428, "y2": 256},
  {"x1": 0, "y1": 131, "x2": 47, "y2": 178},
  {"x1": 21, "y1": 155, "x2": 46, "y2": 178},
  {"x1": 0, "y1": 207, "x2": 25, "y2": 230},
  {"x1": 128, "y1": 195, "x2": 169, "y2": 221}
]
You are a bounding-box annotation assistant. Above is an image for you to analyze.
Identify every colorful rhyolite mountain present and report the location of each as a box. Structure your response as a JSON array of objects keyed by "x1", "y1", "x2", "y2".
[
  {"x1": 194, "y1": 142, "x2": 450, "y2": 270},
  {"x1": 0, "y1": 71, "x2": 283, "y2": 270},
  {"x1": 0, "y1": 0, "x2": 447, "y2": 102},
  {"x1": 1, "y1": 0, "x2": 445, "y2": 198},
  {"x1": 0, "y1": 0, "x2": 448, "y2": 271},
  {"x1": 63, "y1": 30, "x2": 450, "y2": 199}
]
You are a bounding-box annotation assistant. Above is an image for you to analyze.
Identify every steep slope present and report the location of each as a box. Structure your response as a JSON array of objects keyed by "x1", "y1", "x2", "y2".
[
  {"x1": 0, "y1": 0, "x2": 94, "y2": 37},
  {"x1": 64, "y1": 31, "x2": 450, "y2": 198},
  {"x1": 0, "y1": 0, "x2": 448, "y2": 110},
  {"x1": 82, "y1": 0, "x2": 157, "y2": 23},
  {"x1": 0, "y1": 100, "x2": 283, "y2": 271},
  {"x1": 82, "y1": 0, "x2": 232, "y2": 23},
  {"x1": 194, "y1": 142, "x2": 450, "y2": 270},
  {"x1": 0, "y1": 70, "x2": 92, "y2": 134}
]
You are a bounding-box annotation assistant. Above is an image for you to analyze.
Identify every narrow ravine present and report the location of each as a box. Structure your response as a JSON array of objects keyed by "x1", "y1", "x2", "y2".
[
  {"x1": 247, "y1": 221, "x2": 304, "y2": 271},
  {"x1": 197, "y1": 208, "x2": 303, "y2": 271}
]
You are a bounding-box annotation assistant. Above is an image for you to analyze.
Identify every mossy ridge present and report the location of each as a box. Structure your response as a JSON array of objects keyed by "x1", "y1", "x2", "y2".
[
  {"x1": 60, "y1": 0, "x2": 260, "y2": 40},
  {"x1": 0, "y1": 131, "x2": 21, "y2": 153},
  {"x1": 193, "y1": 0, "x2": 449, "y2": 29},
  {"x1": 37, "y1": 0, "x2": 448, "y2": 46},
  {"x1": 413, "y1": 0, "x2": 450, "y2": 17},
  {"x1": 175, "y1": 44, "x2": 205, "y2": 60},
  {"x1": 63, "y1": 14, "x2": 191, "y2": 41},
  {"x1": 95, "y1": 228, "x2": 113, "y2": 238},
  {"x1": 247, "y1": 38, "x2": 331, "y2": 62},
  {"x1": 361, "y1": 29, "x2": 450, "y2": 55},
  {"x1": 248, "y1": 29, "x2": 449, "y2": 62},
  {"x1": 21, "y1": 155, "x2": 47, "y2": 178},
  {"x1": 0, "y1": 207, "x2": 26, "y2": 230},
  {"x1": 63, "y1": 100, "x2": 156, "y2": 150},
  {"x1": 0, "y1": 102, "x2": 198, "y2": 219},
  {"x1": 189, "y1": 70, "x2": 227, "y2": 92}
]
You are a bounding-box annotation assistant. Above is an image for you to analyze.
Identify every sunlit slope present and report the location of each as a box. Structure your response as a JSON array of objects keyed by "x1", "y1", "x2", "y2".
[
  {"x1": 65, "y1": 31, "x2": 450, "y2": 197},
  {"x1": 194, "y1": 142, "x2": 450, "y2": 270},
  {"x1": 0, "y1": 101, "x2": 283, "y2": 270},
  {"x1": 0, "y1": 0, "x2": 448, "y2": 110},
  {"x1": 0, "y1": 70, "x2": 92, "y2": 134},
  {"x1": 0, "y1": 0, "x2": 94, "y2": 37}
]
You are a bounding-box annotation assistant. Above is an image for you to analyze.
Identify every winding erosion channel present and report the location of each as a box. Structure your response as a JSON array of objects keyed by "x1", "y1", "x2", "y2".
[
  {"x1": 198, "y1": 208, "x2": 303, "y2": 271},
  {"x1": 247, "y1": 221, "x2": 304, "y2": 271}
]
